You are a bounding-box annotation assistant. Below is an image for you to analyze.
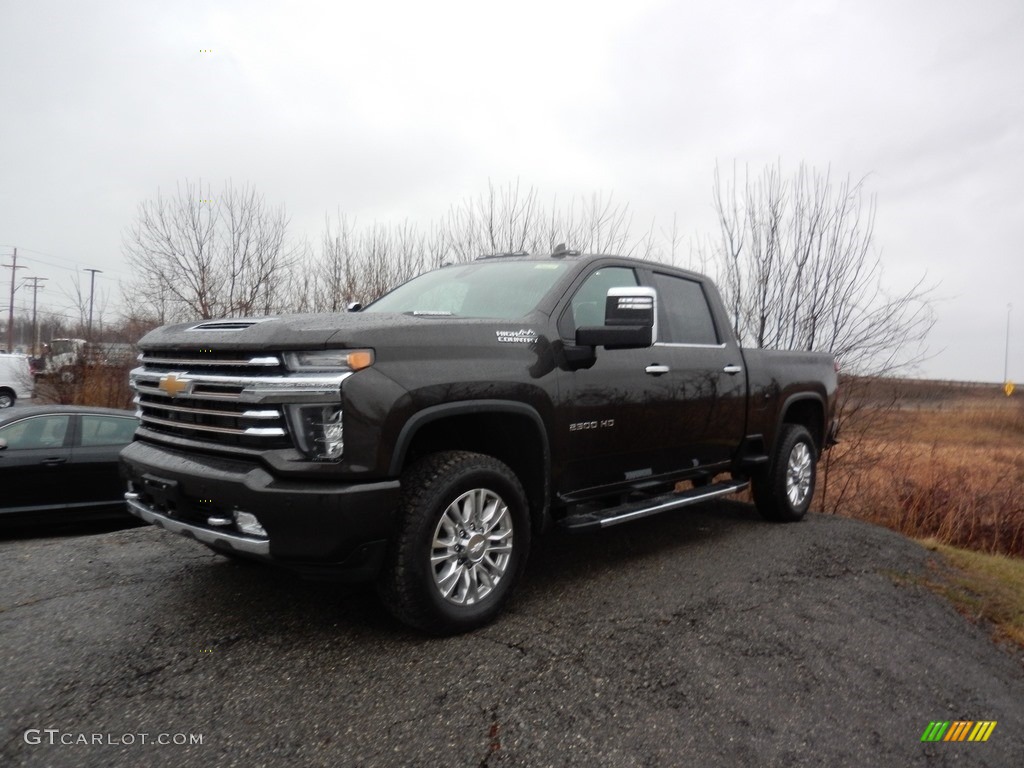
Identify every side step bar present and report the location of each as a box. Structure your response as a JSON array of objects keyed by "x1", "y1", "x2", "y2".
[{"x1": 559, "y1": 479, "x2": 749, "y2": 532}]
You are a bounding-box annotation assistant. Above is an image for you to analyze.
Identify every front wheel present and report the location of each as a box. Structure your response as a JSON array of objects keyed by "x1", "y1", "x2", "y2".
[
  {"x1": 378, "y1": 451, "x2": 531, "y2": 635},
  {"x1": 0, "y1": 389, "x2": 15, "y2": 408},
  {"x1": 752, "y1": 424, "x2": 817, "y2": 523}
]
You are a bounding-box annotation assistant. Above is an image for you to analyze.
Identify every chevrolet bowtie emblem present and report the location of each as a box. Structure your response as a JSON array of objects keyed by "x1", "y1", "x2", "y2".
[{"x1": 158, "y1": 373, "x2": 192, "y2": 398}]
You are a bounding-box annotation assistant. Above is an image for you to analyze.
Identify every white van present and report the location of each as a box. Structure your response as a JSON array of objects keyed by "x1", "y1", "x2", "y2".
[{"x1": 0, "y1": 354, "x2": 34, "y2": 408}]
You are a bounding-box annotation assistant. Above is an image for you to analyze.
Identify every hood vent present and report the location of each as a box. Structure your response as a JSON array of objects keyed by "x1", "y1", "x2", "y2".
[{"x1": 187, "y1": 318, "x2": 276, "y2": 332}]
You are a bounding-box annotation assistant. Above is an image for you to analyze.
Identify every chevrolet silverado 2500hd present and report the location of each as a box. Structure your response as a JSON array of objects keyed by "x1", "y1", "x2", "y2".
[{"x1": 122, "y1": 250, "x2": 838, "y2": 634}]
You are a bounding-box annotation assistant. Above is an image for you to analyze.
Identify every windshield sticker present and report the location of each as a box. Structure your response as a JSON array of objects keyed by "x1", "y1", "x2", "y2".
[{"x1": 496, "y1": 329, "x2": 538, "y2": 344}]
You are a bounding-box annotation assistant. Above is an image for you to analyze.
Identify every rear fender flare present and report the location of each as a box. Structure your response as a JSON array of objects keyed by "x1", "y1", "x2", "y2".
[{"x1": 776, "y1": 392, "x2": 827, "y2": 453}]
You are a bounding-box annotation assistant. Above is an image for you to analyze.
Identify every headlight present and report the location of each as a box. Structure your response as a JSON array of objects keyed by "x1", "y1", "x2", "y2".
[
  {"x1": 283, "y1": 349, "x2": 374, "y2": 372},
  {"x1": 288, "y1": 404, "x2": 345, "y2": 461},
  {"x1": 281, "y1": 349, "x2": 370, "y2": 460}
]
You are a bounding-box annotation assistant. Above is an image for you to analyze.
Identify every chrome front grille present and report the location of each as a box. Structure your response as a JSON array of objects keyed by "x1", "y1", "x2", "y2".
[
  {"x1": 138, "y1": 350, "x2": 285, "y2": 374},
  {"x1": 131, "y1": 350, "x2": 349, "y2": 451}
]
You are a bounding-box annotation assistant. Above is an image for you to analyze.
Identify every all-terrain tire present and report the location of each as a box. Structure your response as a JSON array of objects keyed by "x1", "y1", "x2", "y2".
[
  {"x1": 377, "y1": 451, "x2": 531, "y2": 635},
  {"x1": 752, "y1": 424, "x2": 817, "y2": 523}
]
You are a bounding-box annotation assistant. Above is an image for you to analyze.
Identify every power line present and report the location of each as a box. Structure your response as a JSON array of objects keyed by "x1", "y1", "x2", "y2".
[
  {"x1": 19, "y1": 256, "x2": 128, "y2": 280},
  {"x1": 1, "y1": 245, "x2": 131, "y2": 280}
]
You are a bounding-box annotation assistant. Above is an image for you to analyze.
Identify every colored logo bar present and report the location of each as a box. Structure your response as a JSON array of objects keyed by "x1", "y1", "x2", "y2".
[{"x1": 921, "y1": 721, "x2": 997, "y2": 742}]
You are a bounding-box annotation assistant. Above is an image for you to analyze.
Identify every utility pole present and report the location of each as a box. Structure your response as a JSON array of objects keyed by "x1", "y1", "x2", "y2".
[
  {"x1": 25, "y1": 276, "x2": 48, "y2": 357},
  {"x1": 84, "y1": 268, "x2": 102, "y2": 341},
  {"x1": 3, "y1": 247, "x2": 27, "y2": 353},
  {"x1": 1005, "y1": 303, "x2": 1013, "y2": 385}
]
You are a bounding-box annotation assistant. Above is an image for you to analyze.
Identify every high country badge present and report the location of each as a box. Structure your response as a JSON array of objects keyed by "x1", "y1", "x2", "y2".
[{"x1": 496, "y1": 329, "x2": 537, "y2": 344}]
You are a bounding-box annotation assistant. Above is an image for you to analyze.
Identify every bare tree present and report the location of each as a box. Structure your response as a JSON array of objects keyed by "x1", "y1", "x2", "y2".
[
  {"x1": 702, "y1": 162, "x2": 937, "y2": 515},
  {"x1": 442, "y1": 180, "x2": 542, "y2": 260},
  {"x1": 313, "y1": 211, "x2": 358, "y2": 312},
  {"x1": 310, "y1": 182, "x2": 656, "y2": 308},
  {"x1": 706, "y1": 162, "x2": 935, "y2": 376},
  {"x1": 122, "y1": 180, "x2": 295, "y2": 321},
  {"x1": 437, "y1": 181, "x2": 647, "y2": 263},
  {"x1": 60, "y1": 271, "x2": 109, "y2": 338}
]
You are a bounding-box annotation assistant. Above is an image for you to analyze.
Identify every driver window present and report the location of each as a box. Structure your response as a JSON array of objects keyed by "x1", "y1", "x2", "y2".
[{"x1": 558, "y1": 267, "x2": 639, "y2": 338}]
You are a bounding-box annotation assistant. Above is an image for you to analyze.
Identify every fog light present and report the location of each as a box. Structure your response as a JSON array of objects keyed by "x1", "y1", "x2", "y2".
[
  {"x1": 234, "y1": 510, "x2": 267, "y2": 537},
  {"x1": 287, "y1": 405, "x2": 344, "y2": 461},
  {"x1": 320, "y1": 407, "x2": 344, "y2": 458}
]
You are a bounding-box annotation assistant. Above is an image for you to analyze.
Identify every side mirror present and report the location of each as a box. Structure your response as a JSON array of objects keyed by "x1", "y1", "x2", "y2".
[
  {"x1": 575, "y1": 287, "x2": 657, "y2": 350},
  {"x1": 0, "y1": 438, "x2": 7, "y2": 451}
]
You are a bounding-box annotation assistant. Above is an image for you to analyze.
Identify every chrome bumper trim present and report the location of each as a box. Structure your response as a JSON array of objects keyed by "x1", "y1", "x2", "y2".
[{"x1": 125, "y1": 494, "x2": 270, "y2": 556}]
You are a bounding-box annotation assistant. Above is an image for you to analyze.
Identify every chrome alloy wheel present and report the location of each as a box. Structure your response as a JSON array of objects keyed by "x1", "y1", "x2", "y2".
[
  {"x1": 785, "y1": 442, "x2": 814, "y2": 508},
  {"x1": 431, "y1": 488, "x2": 514, "y2": 605}
]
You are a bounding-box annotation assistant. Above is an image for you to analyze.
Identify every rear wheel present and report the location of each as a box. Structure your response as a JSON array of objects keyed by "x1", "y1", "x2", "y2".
[
  {"x1": 378, "y1": 451, "x2": 530, "y2": 635},
  {"x1": 0, "y1": 389, "x2": 15, "y2": 408},
  {"x1": 752, "y1": 424, "x2": 816, "y2": 522}
]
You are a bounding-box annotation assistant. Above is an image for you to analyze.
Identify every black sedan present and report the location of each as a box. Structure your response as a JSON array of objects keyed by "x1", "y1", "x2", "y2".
[{"x1": 0, "y1": 405, "x2": 138, "y2": 521}]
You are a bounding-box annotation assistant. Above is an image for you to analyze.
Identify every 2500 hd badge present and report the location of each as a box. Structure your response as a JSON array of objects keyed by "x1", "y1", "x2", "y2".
[{"x1": 569, "y1": 419, "x2": 615, "y2": 432}]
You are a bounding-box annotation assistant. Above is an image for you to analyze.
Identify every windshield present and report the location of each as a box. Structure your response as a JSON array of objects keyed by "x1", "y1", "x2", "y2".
[
  {"x1": 49, "y1": 340, "x2": 80, "y2": 357},
  {"x1": 365, "y1": 261, "x2": 569, "y2": 319}
]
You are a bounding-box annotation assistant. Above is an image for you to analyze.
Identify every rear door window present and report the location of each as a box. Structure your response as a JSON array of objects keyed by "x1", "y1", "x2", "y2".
[{"x1": 651, "y1": 273, "x2": 719, "y2": 345}]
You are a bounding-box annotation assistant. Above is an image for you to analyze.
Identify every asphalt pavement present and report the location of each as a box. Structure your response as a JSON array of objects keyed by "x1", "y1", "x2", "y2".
[{"x1": 1, "y1": 503, "x2": 1021, "y2": 767}]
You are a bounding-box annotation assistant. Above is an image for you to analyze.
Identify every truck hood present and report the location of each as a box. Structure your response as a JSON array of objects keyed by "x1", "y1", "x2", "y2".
[{"x1": 136, "y1": 312, "x2": 546, "y2": 351}]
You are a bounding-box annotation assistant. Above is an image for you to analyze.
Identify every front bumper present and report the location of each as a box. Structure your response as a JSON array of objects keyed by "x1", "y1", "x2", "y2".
[
  {"x1": 125, "y1": 495, "x2": 272, "y2": 556},
  {"x1": 121, "y1": 440, "x2": 401, "y2": 580}
]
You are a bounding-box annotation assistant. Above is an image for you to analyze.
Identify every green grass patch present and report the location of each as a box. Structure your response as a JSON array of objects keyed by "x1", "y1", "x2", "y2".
[{"x1": 918, "y1": 538, "x2": 1024, "y2": 650}]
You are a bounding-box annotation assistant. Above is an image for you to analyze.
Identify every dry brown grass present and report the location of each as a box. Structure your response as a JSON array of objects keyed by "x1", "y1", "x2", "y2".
[
  {"x1": 34, "y1": 363, "x2": 135, "y2": 410},
  {"x1": 819, "y1": 379, "x2": 1024, "y2": 557}
]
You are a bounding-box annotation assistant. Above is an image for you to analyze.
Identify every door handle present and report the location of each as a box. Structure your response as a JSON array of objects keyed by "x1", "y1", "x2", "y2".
[
  {"x1": 41, "y1": 457, "x2": 67, "y2": 466},
  {"x1": 723, "y1": 365, "x2": 743, "y2": 375},
  {"x1": 645, "y1": 364, "x2": 670, "y2": 375}
]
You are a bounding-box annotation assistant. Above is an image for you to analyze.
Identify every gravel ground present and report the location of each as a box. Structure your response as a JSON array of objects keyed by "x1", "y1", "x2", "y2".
[{"x1": 1, "y1": 502, "x2": 1021, "y2": 767}]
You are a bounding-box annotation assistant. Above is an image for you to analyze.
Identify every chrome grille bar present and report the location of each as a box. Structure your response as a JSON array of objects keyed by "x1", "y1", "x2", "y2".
[
  {"x1": 130, "y1": 368, "x2": 349, "y2": 404},
  {"x1": 132, "y1": 396, "x2": 280, "y2": 420},
  {"x1": 138, "y1": 413, "x2": 287, "y2": 437},
  {"x1": 139, "y1": 354, "x2": 281, "y2": 367}
]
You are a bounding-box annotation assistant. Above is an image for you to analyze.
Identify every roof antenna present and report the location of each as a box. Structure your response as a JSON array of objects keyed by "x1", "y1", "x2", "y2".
[{"x1": 552, "y1": 243, "x2": 568, "y2": 258}]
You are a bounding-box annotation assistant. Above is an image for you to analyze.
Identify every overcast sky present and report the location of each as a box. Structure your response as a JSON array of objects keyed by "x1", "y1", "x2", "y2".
[{"x1": 1, "y1": 0, "x2": 1021, "y2": 382}]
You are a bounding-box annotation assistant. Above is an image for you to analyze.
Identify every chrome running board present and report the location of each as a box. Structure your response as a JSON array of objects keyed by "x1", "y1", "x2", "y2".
[{"x1": 559, "y1": 479, "x2": 749, "y2": 532}]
